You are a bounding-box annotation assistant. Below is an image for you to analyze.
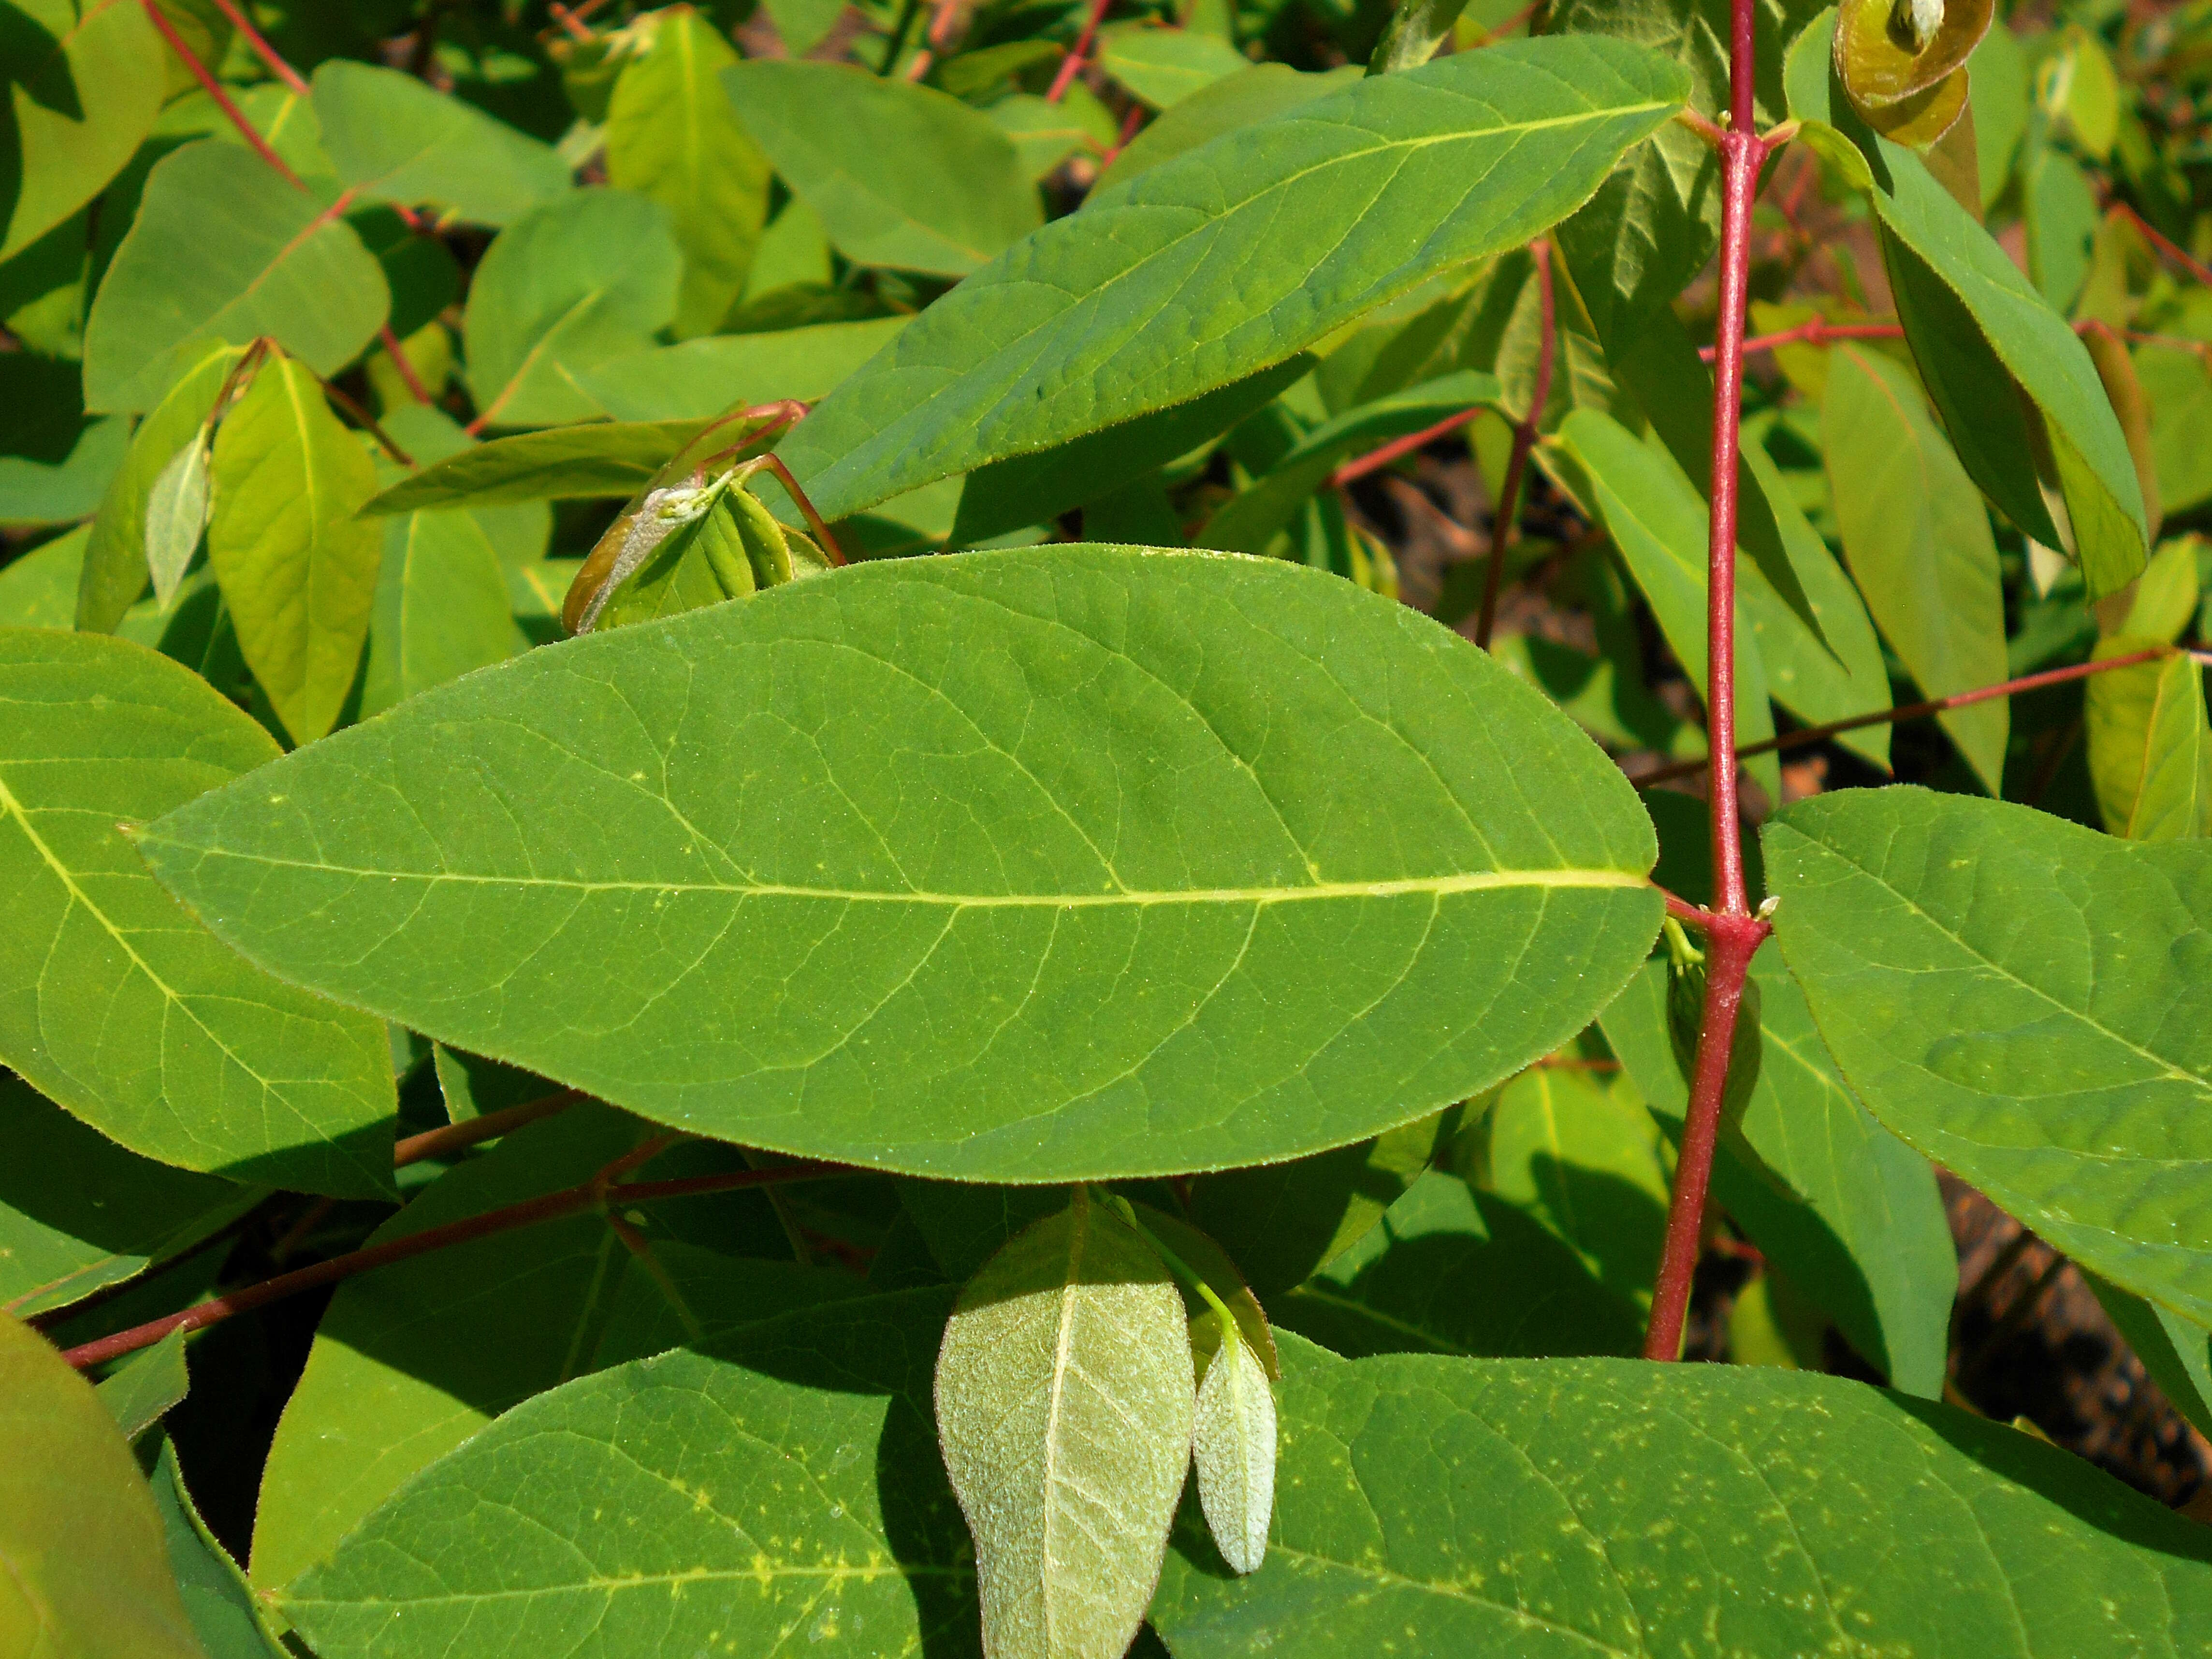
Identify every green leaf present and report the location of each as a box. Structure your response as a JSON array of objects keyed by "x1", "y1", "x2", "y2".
[
  {"x1": 936, "y1": 1187, "x2": 1193, "y2": 1659},
  {"x1": 779, "y1": 39, "x2": 1688, "y2": 523},
  {"x1": 373, "y1": 401, "x2": 551, "y2": 568},
  {"x1": 0, "y1": 0, "x2": 166, "y2": 260},
  {"x1": 608, "y1": 6, "x2": 769, "y2": 336},
  {"x1": 1600, "y1": 946, "x2": 1955, "y2": 1396},
  {"x1": 0, "y1": 1073, "x2": 260, "y2": 1319},
  {"x1": 2084, "y1": 1272, "x2": 2212, "y2": 1441},
  {"x1": 138, "y1": 547, "x2": 1662, "y2": 1182},
  {"x1": 149, "y1": 1437, "x2": 289, "y2": 1659},
  {"x1": 2138, "y1": 343, "x2": 2212, "y2": 517},
  {"x1": 360, "y1": 509, "x2": 521, "y2": 718},
  {"x1": 206, "y1": 355, "x2": 382, "y2": 744},
  {"x1": 312, "y1": 60, "x2": 570, "y2": 226},
  {"x1": 143, "y1": 426, "x2": 210, "y2": 612},
  {"x1": 0, "y1": 1311, "x2": 205, "y2": 1659},
  {"x1": 1192, "y1": 1324, "x2": 1274, "y2": 1575},
  {"x1": 1555, "y1": 407, "x2": 1783, "y2": 803},
  {"x1": 95, "y1": 1328, "x2": 189, "y2": 1443},
  {"x1": 462, "y1": 189, "x2": 682, "y2": 429},
  {"x1": 578, "y1": 317, "x2": 910, "y2": 421},
  {"x1": 2086, "y1": 645, "x2": 2212, "y2": 841},
  {"x1": 1148, "y1": 1332, "x2": 2212, "y2": 1654},
  {"x1": 2023, "y1": 142, "x2": 2097, "y2": 312},
  {"x1": 0, "y1": 629, "x2": 395, "y2": 1194},
  {"x1": 723, "y1": 62, "x2": 1040, "y2": 279},
  {"x1": 78, "y1": 344, "x2": 247, "y2": 634},
  {"x1": 1820, "y1": 342, "x2": 2008, "y2": 791},
  {"x1": 0, "y1": 525, "x2": 87, "y2": 630},
  {"x1": 1273, "y1": 1067, "x2": 1668, "y2": 1359},
  {"x1": 953, "y1": 358, "x2": 1318, "y2": 547},
  {"x1": 82, "y1": 143, "x2": 389, "y2": 415},
  {"x1": 1099, "y1": 22, "x2": 1252, "y2": 108},
  {"x1": 361, "y1": 418, "x2": 724, "y2": 514},
  {"x1": 1094, "y1": 63, "x2": 1359, "y2": 191},
  {"x1": 249, "y1": 1104, "x2": 821, "y2": 1590},
  {"x1": 1766, "y1": 786, "x2": 2212, "y2": 1326},
  {"x1": 281, "y1": 1288, "x2": 976, "y2": 1658},
  {"x1": 1788, "y1": 15, "x2": 2148, "y2": 599}
]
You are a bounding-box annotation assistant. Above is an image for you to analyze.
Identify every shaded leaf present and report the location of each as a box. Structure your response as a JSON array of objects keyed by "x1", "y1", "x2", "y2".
[
  {"x1": 936, "y1": 1188, "x2": 1192, "y2": 1659},
  {"x1": 206, "y1": 355, "x2": 382, "y2": 744},
  {"x1": 313, "y1": 60, "x2": 571, "y2": 226},
  {"x1": 0, "y1": 0, "x2": 165, "y2": 260},
  {"x1": 724, "y1": 61, "x2": 1040, "y2": 278},
  {"x1": 2137, "y1": 343, "x2": 2212, "y2": 517},
  {"x1": 139, "y1": 547, "x2": 1662, "y2": 1182},
  {"x1": 778, "y1": 38, "x2": 1688, "y2": 523},
  {"x1": 82, "y1": 143, "x2": 388, "y2": 415},
  {"x1": 95, "y1": 1328, "x2": 189, "y2": 1443},
  {"x1": 0, "y1": 629, "x2": 395, "y2": 1195},
  {"x1": 0, "y1": 1310, "x2": 204, "y2": 1659},
  {"x1": 2086, "y1": 645, "x2": 2211, "y2": 841},
  {"x1": 463, "y1": 189, "x2": 682, "y2": 429},
  {"x1": 2085, "y1": 1273, "x2": 2212, "y2": 1441},
  {"x1": 372, "y1": 401, "x2": 551, "y2": 568},
  {"x1": 1148, "y1": 1333, "x2": 2212, "y2": 1655},
  {"x1": 1099, "y1": 23, "x2": 1251, "y2": 109},
  {"x1": 1822, "y1": 342, "x2": 2007, "y2": 790},
  {"x1": 149, "y1": 1437, "x2": 288, "y2": 1659},
  {"x1": 1766, "y1": 786, "x2": 2212, "y2": 1326},
  {"x1": 361, "y1": 417, "x2": 724, "y2": 514}
]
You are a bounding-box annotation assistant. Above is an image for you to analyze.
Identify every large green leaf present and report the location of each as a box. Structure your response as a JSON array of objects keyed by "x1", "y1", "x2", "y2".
[
  {"x1": 1094, "y1": 63, "x2": 1359, "y2": 190},
  {"x1": 0, "y1": 629, "x2": 395, "y2": 1194},
  {"x1": 280, "y1": 1288, "x2": 978, "y2": 1659},
  {"x1": 0, "y1": 1311, "x2": 205, "y2": 1659},
  {"x1": 1148, "y1": 1333, "x2": 2212, "y2": 1655},
  {"x1": 722, "y1": 61, "x2": 1040, "y2": 279},
  {"x1": 608, "y1": 7, "x2": 769, "y2": 335},
  {"x1": 462, "y1": 189, "x2": 682, "y2": 429},
  {"x1": 777, "y1": 39, "x2": 1688, "y2": 523},
  {"x1": 0, "y1": 1075, "x2": 259, "y2": 1319},
  {"x1": 1788, "y1": 14, "x2": 2147, "y2": 599},
  {"x1": 249, "y1": 1105, "x2": 837, "y2": 1590},
  {"x1": 82, "y1": 143, "x2": 389, "y2": 415},
  {"x1": 579, "y1": 318, "x2": 910, "y2": 421},
  {"x1": 1767, "y1": 786, "x2": 2212, "y2": 1325},
  {"x1": 361, "y1": 418, "x2": 722, "y2": 514},
  {"x1": 1600, "y1": 947, "x2": 1954, "y2": 1396},
  {"x1": 1820, "y1": 343, "x2": 2008, "y2": 792},
  {"x1": 936, "y1": 1188, "x2": 1193, "y2": 1659},
  {"x1": 206, "y1": 355, "x2": 383, "y2": 744},
  {"x1": 1554, "y1": 407, "x2": 1782, "y2": 802},
  {"x1": 138, "y1": 548, "x2": 1661, "y2": 1181},
  {"x1": 312, "y1": 60, "x2": 571, "y2": 227},
  {"x1": 0, "y1": 0, "x2": 165, "y2": 261}
]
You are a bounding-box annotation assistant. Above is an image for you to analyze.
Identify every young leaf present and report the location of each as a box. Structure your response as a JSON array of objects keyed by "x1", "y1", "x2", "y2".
[
  {"x1": 136, "y1": 547, "x2": 1663, "y2": 1182},
  {"x1": 935, "y1": 1188, "x2": 1194, "y2": 1659},
  {"x1": 312, "y1": 60, "x2": 572, "y2": 226},
  {"x1": 281, "y1": 1289, "x2": 974, "y2": 1659},
  {"x1": 462, "y1": 190, "x2": 682, "y2": 429},
  {"x1": 777, "y1": 38, "x2": 1689, "y2": 523},
  {"x1": 1821, "y1": 343, "x2": 2008, "y2": 792},
  {"x1": 0, "y1": 0, "x2": 166, "y2": 260},
  {"x1": 206, "y1": 355, "x2": 382, "y2": 743},
  {"x1": 95, "y1": 1328, "x2": 190, "y2": 1443},
  {"x1": 1767, "y1": 787, "x2": 2212, "y2": 1326},
  {"x1": 361, "y1": 417, "x2": 726, "y2": 514},
  {"x1": 0, "y1": 630, "x2": 395, "y2": 1195},
  {"x1": 0, "y1": 1074, "x2": 261, "y2": 1320},
  {"x1": 608, "y1": 5, "x2": 770, "y2": 336},
  {"x1": 78, "y1": 341, "x2": 244, "y2": 632},
  {"x1": 82, "y1": 144, "x2": 390, "y2": 415},
  {"x1": 1192, "y1": 1324, "x2": 1275, "y2": 1575},
  {"x1": 580, "y1": 316, "x2": 909, "y2": 421},
  {"x1": 721, "y1": 61, "x2": 1041, "y2": 278},
  {"x1": 1147, "y1": 1333, "x2": 2212, "y2": 1655},
  {"x1": 2085, "y1": 646, "x2": 2212, "y2": 842},
  {"x1": 0, "y1": 1311, "x2": 205, "y2": 1659},
  {"x1": 143, "y1": 424, "x2": 211, "y2": 611}
]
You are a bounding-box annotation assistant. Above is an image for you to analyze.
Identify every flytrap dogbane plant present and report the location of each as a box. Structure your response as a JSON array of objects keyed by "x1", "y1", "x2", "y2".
[{"x1": 4, "y1": 0, "x2": 2212, "y2": 1655}]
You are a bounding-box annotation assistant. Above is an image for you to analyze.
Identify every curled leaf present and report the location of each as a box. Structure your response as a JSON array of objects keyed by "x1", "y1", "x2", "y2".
[
  {"x1": 1834, "y1": 0, "x2": 1991, "y2": 109},
  {"x1": 1861, "y1": 66, "x2": 1971, "y2": 147},
  {"x1": 1192, "y1": 1324, "x2": 1276, "y2": 1575}
]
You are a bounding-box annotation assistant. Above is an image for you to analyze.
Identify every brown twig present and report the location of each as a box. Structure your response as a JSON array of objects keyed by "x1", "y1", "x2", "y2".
[
  {"x1": 391, "y1": 1089, "x2": 585, "y2": 1169},
  {"x1": 1475, "y1": 238, "x2": 1554, "y2": 652}
]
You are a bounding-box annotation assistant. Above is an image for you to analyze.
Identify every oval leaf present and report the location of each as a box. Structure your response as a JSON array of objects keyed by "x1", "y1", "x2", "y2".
[
  {"x1": 0, "y1": 0, "x2": 165, "y2": 260},
  {"x1": 936, "y1": 1188, "x2": 1193, "y2": 1659},
  {"x1": 777, "y1": 37, "x2": 1688, "y2": 523},
  {"x1": 135, "y1": 547, "x2": 1661, "y2": 1181},
  {"x1": 1192, "y1": 1325, "x2": 1275, "y2": 1575},
  {"x1": 313, "y1": 60, "x2": 572, "y2": 227}
]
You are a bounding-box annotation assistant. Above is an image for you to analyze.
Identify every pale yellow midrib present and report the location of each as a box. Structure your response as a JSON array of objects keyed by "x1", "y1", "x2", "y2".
[{"x1": 160, "y1": 847, "x2": 1650, "y2": 908}]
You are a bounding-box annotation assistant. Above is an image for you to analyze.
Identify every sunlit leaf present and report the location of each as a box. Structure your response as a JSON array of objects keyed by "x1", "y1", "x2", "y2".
[
  {"x1": 1192, "y1": 1324, "x2": 1274, "y2": 1576},
  {"x1": 313, "y1": 60, "x2": 571, "y2": 226},
  {"x1": 0, "y1": 0, "x2": 166, "y2": 260}
]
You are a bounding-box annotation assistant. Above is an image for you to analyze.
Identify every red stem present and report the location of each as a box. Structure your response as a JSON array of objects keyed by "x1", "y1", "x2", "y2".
[
  {"x1": 1641, "y1": 24, "x2": 1774, "y2": 1362},
  {"x1": 758, "y1": 453, "x2": 849, "y2": 566},
  {"x1": 1630, "y1": 644, "x2": 2173, "y2": 788},
  {"x1": 1328, "y1": 407, "x2": 1482, "y2": 489},
  {"x1": 391, "y1": 1089, "x2": 583, "y2": 1168},
  {"x1": 1048, "y1": 0, "x2": 1112, "y2": 102},
  {"x1": 378, "y1": 323, "x2": 435, "y2": 405},
  {"x1": 138, "y1": 0, "x2": 304, "y2": 189},
  {"x1": 60, "y1": 1159, "x2": 850, "y2": 1370},
  {"x1": 206, "y1": 0, "x2": 310, "y2": 94},
  {"x1": 2115, "y1": 202, "x2": 2212, "y2": 290},
  {"x1": 1475, "y1": 239, "x2": 1554, "y2": 652},
  {"x1": 1703, "y1": 319, "x2": 1904, "y2": 361},
  {"x1": 1099, "y1": 102, "x2": 1148, "y2": 167}
]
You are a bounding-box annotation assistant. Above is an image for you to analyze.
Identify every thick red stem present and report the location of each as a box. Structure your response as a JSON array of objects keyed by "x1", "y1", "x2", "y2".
[
  {"x1": 138, "y1": 0, "x2": 304, "y2": 189},
  {"x1": 1475, "y1": 238, "x2": 1554, "y2": 651}
]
